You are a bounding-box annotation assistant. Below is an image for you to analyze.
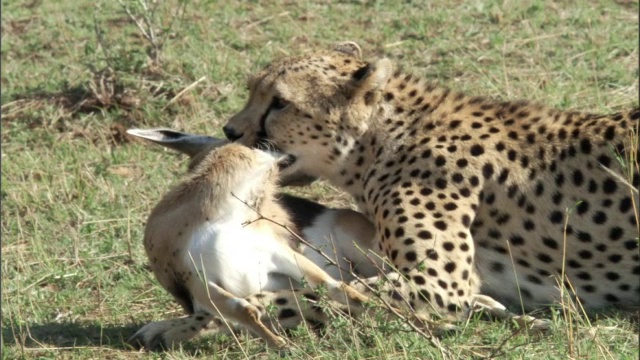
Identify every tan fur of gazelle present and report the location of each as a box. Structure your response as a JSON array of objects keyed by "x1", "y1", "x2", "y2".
[
  {"x1": 128, "y1": 128, "x2": 385, "y2": 280},
  {"x1": 127, "y1": 128, "x2": 380, "y2": 350}
]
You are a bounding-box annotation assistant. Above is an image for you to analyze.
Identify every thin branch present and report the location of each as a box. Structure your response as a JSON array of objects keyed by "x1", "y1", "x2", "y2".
[
  {"x1": 599, "y1": 163, "x2": 638, "y2": 194},
  {"x1": 244, "y1": 11, "x2": 290, "y2": 31},
  {"x1": 116, "y1": 0, "x2": 162, "y2": 63},
  {"x1": 230, "y1": 193, "x2": 453, "y2": 358},
  {"x1": 137, "y1": 0, "x2": 159, "y2": 50},
  {"x1": 162, "y1": 76, "x2": 206, "y2": 110},
  {"x1": 164, "y1": 0, "x2": 189, "y2": 37},
  {"x1": 117, "y1": 0, "x2": 153, "y2": 42},
  {"x1": 92, "y1": 8, "x2": 113, "y2": 70}
]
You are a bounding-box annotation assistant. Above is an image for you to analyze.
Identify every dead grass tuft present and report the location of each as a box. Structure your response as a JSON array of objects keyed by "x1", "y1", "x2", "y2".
[{"x1": 6, "y1": 69, "x2": 139, "y2": 117}]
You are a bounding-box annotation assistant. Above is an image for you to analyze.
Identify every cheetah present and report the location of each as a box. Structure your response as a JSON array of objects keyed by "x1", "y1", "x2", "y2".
[
  {"x1": 223, "y1": 41, "x2": 640, "y2": 323},
  {"x1": 127, "y1": 128, "x2": 383, "y2": 350}
]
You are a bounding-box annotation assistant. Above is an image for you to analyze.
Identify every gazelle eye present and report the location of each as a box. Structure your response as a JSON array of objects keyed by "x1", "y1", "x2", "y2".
[{"x1": 271, "y1": 96, "x2": 289, "y2": 110}]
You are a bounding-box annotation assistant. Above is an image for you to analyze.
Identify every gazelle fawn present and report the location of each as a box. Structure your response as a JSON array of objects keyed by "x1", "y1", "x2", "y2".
[{"x1": 127, "y1": 128, "x2": 382, "y2": 350}]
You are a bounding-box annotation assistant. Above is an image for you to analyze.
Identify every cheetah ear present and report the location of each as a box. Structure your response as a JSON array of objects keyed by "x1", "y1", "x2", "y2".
[
  {"x1": 126, "y1": 128, "x2": 227, "y2": 158},
  {"x1": 352, "y1": 58, "x2": 393, "y2": 95},
  {"x1": 333, "y1": 41, "x2": 362, "y2": 58}
]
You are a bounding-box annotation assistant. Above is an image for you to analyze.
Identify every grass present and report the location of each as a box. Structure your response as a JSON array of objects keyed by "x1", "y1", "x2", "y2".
[{"x1": 2, "y1": 0, "x2": 638, "y2": 359}]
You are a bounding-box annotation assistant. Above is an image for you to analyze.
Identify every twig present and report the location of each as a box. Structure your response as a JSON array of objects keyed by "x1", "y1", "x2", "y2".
[
  {"x1": 244, "y1": 12, "x2": 290, "y2": 30},
  {"x1": 137, "y1": 0, "x2": 158, "y2": 46},
  {"x1": 233, "y1": 194, "x2": 351, "y2": 273},
  {"x1": 117, "y1": 0, "x2": 154, "y2": 43},
  {"x1": 230, "y1": 193, "x2": 453, "y2": 358},
  {"x1": 162, "y1": 76, "x2": 206, "y2": 110},
  {"x1": 599, "y1": 163, "x2": 638, "y2": 194},
  {"x1": 164, "y1": 0, "x2": 189, "y2": 38},
  {"x1": 92, "y1": 6, "x2": 113, "y2": 70},
  {"x1": 116, "y1": 0, "x2": 161, "y2": 63}
]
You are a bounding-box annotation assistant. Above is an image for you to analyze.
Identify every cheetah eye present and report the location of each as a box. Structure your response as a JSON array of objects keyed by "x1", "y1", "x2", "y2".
[{"x1": 270, "y1": 96, "x2": 289, "y2": 111}]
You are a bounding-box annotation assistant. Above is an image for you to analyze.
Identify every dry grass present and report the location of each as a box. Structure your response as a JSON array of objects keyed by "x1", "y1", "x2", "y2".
[{"x1": 2, "y1": 0, "x2": 638, "y2": 359}]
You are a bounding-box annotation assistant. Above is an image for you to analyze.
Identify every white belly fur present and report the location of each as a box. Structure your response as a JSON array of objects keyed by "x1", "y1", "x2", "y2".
[
  {"x1": 185, "y1": 220, "x2": 301, "y2": 298},
  {"x1": 301, "y1": 211, "x2": 380, "y2": 281}
]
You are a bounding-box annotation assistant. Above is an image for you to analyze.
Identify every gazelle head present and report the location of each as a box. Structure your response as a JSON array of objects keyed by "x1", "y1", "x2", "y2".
[{"x1": 126, "y1": 128, "x2": 316, "y2": 186}]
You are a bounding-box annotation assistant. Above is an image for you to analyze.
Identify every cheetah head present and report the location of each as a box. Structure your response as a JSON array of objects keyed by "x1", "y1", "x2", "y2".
[{"x1": 223, "y1": 41, "x2": 393, "y2": 181}]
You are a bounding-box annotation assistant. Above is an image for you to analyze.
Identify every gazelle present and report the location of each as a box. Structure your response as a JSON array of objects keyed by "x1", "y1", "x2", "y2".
[{"x1": 127, "y1": 128, "x2": 384, "y2": 350}]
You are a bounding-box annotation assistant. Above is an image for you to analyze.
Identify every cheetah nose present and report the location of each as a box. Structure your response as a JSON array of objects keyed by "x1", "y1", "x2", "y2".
[{"x1": 222, "y1": 126, "x2": 242, "y2": 141}]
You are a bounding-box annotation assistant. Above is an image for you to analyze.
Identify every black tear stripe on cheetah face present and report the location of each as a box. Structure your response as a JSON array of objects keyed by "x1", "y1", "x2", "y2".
[{"x1": 224, "y1": 42, "x2": 640, "y2": 319}]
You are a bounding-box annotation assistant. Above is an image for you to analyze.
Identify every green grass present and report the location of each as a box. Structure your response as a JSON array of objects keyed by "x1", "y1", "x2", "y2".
[{"x1": 2, "y1": 0, "x2": 638, "y2": 359}]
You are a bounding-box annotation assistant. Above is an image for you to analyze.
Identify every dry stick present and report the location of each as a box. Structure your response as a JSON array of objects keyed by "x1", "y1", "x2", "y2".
[
  {"x1": 599, "y1": 163, "x2": 638, "y2": 194},
  {"x1": 237, "y1": 194, "x2": 401, "y2": 310},
  {"x1": 117, "y1": 0, "x2": 154, "y2": 43},
  {"x1": 244, "y1": 12, "x2": 290, "y2": 30},
  {"x1": 92, "y1": 9, "x2": 113, "y2": 70},
  {"x1": 627, "y1": 128, "x2": 640, "y2": 238},
  {"x1": 138, "y1": 0, "x2": 162, "y2": 63},
  {"x1": 505, "y1": 240, "x2": 527, "y2": 319},
  {"x1": 126, "y1": 207, "x2": 134, "y2": 263},
  {"x1": 136, "y1": 0, "x2": 158, "y2": 43},
  {"x1": 116, "y1": 0, "x2": 160, "y2": 62},
  {"x1": 558, "y1": 204, "x2": 601, "y2": 357},
  {"x1": 162, "y1": 76, "x2": 207, "y2": 110},
  {"x1": 231, "y1": 194, "x2": 453, "y2": 358},
  {"x1": 164, "y1": 0, "x2": 189, "y2": 38}
]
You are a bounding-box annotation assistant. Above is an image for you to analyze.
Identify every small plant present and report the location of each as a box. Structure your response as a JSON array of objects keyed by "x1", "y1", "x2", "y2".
[{"x1": 116, "y1": 0, "x2": 189, "y2": 67}]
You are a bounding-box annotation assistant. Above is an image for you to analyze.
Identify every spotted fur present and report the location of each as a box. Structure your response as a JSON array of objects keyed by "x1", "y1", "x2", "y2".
[{"x1": 223, "y1": 41, "x2": 640, "y2": 321}]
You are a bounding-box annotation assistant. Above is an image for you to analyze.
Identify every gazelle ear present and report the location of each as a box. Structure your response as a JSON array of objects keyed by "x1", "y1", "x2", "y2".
[
  {"x1": 333, "y1": 41, "x2": 362, "y2": 58},
  {"x1": 351, "y1": 58, "x2": 393, "y2": 97},
  {"x1": 126, "y1": 128, "x2": 227, "y2": 158}
]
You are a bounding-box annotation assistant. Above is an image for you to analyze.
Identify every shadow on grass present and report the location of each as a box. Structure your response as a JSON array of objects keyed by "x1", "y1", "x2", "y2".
[
  {"x1": 2, "y1": 320, "x2": 229, "y2": 356},
  {"x1": 3, "y1": 82, "x2": 134, "y2": 122},
  {"x1": 2, "y1": 321, "x2": 142, "y2": 350},
  {"x1": 2, "y1": 67, "x2": 142, "y2": 134}
]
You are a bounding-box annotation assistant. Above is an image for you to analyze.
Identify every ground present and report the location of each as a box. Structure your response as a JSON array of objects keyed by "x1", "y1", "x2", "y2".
[{"x1": 2, "y1": 1, "x2": 638, "y2": 359}]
